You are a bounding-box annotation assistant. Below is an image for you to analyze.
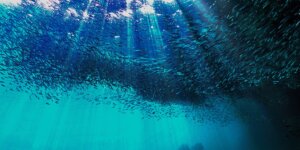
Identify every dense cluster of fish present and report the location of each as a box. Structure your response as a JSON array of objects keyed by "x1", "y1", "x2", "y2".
[{"x1": 0, "y1": 0, "x2": 299, "y2": 115}]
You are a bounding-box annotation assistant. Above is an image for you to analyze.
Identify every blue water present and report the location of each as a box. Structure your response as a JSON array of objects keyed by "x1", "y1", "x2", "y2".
[{"x1": 0, "y1": 0, "x2": 299, "y2": 150}]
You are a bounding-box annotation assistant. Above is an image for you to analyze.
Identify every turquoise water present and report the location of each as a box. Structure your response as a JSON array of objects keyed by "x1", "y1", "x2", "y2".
[
  {"x1": 0, "y1": 81, "x2": 292, "y2": 150},
  {"x1": 0, "y1": 86, "x2": 252, "y2": 150},
  {"x1": 0, "y1": 0, "x2": 299, "y2": 149}
]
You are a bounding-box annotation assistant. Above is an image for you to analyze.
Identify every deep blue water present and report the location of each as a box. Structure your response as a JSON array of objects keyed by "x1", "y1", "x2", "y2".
[{"x1": 0, "y1": 0, "x2": 299, "y2": 150}]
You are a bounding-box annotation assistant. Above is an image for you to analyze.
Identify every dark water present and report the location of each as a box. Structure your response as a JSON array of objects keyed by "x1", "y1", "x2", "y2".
[{"x1": 0, "y1": 0, "x2": 299, "y2": 149}]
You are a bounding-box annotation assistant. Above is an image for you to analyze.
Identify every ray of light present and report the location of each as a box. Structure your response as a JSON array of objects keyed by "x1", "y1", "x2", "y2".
[
  {"x1": 126, "y1": 0, "x2": 134, "y2": 56},
  {"x1": 99, "y1": 0, "x2": 110, "y2": 36},
  {"x1": 64, "y1": 0, "x2": 94, "y2": 65},
  {"x1": 142, "y1": 0, "x2": 165, "y2": 58},
  {"x1": 193, "y1": 0, "x2": 216, "y2": 23}
]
